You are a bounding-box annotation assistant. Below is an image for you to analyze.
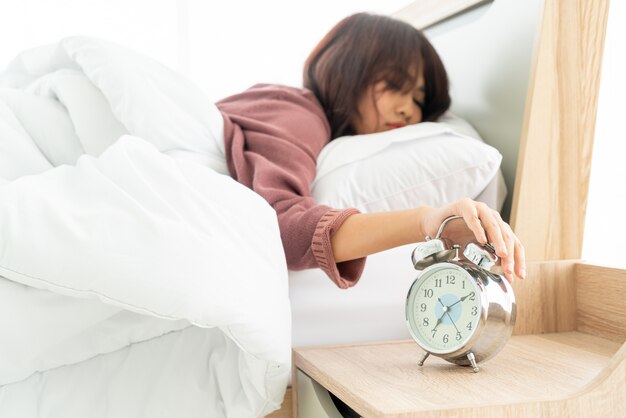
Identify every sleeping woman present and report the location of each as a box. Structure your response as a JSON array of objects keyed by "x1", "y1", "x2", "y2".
[{"x1": 216, "y1": 12, "x2": 526, "y2": 288}]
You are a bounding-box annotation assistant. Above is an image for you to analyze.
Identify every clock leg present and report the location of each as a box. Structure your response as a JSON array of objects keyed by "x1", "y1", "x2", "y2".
[
  {"x1": 467, "y1": 352, "x2": 479, "y2": 373},
  {"x1": 417, "y1": 352, "x2": 430, "y2": 366}
]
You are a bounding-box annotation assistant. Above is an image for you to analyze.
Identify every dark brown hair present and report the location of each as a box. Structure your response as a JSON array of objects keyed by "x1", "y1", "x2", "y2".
[{"x1": 304, "y1": 13, "x2": 451, "y2": 138}]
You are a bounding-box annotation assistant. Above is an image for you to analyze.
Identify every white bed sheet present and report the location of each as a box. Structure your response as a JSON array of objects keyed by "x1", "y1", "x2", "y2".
[{"x1": 289, "y1": 173, "x2": 506, "y2": 348}]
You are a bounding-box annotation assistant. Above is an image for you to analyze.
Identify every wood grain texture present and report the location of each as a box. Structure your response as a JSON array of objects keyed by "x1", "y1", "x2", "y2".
[
  {"x1": 511, "y1": 260, "x2": 578, "y2": 335},
  {"x1": 391, "y1": 0, "x2": 487, "y2": 29},
  {"x1": 575, "y1": 263, "x2": 626, "y2": 342},
  {"x1": 294, "y1": 333, "x2": 622, "y2": 417},
  {"x1": 421, "y1": 341, "x2": 626, "y2": 418},
  {"x1": 510, "y1": 0, "x2": 610, "y2": 260},
  {"x1": 293, "y1": 263, "x2": 626, "y2": 417}
]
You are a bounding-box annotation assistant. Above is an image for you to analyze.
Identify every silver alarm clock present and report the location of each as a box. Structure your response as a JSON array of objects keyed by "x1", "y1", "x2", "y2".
[{"x1": 405, "y1": 216, "x2": 516, "y2": 372}]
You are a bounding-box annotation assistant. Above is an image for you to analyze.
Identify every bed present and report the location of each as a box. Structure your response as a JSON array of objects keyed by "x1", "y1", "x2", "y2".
[{"x1": 0, "y1": 33, "x2": 505, "y2": 416}]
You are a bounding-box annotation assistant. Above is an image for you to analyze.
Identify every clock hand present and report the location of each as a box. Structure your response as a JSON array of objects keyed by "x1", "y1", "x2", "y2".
[
  {"x1": 433, "y1": 312, "x2": 445, "y2": 330},
  {"x1": 432, "y1": 298, "x2": 448, "y2": 331},
  {"x1": 447, "y1": 292, "x2": 473, "y2": 310},
  {"x1": 445, "y1": 312, "x2": 461, "y2": 334}
]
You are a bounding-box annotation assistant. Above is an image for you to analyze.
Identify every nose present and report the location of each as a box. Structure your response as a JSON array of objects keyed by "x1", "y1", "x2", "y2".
[{"x1": 396, "y1": 99, "x2": 415, "y2": 122}]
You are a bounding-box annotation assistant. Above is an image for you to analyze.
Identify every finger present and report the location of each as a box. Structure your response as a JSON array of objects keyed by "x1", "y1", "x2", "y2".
[
  {"x1": 514, "y1": 239, "x2": 526, "y2": 280},
  {"x1": 497, "y1": 217, "x2": 516, "y2": 278},
  {"x1": 457, "y1": 201, "x2": 488, "y2": 244},
  {"x1": 476, "y1": 206, "x2": 507, "y2": 258},
  {"x1": 503, "y1": 270, "x2": 514, "y2": 285}
]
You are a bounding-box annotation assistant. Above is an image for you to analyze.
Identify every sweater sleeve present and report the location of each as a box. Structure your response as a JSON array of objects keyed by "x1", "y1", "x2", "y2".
[
  {"x1": 311, "y1": 208, "x2": 366, "y2": 288},
  {"x1": 216, "y1": 85, "x2": 365, "y2": 288}
]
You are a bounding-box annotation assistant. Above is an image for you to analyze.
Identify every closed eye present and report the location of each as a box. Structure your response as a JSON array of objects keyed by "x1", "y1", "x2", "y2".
[{"x1": 413, "y1": 98, "x2": 425, "y2": 109}]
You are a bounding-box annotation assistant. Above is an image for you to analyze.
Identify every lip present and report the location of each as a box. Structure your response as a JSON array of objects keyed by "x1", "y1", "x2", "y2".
[{"x1": 386, "y1": 122, "x2": 407, "y2": 129}]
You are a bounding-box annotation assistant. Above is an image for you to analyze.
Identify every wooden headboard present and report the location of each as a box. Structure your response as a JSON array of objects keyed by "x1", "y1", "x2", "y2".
[{"x1": 395, "y1": 0, "x2": 609, "y2": 261}]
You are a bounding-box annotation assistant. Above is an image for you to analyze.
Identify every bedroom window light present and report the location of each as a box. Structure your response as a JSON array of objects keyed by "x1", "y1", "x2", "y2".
[{"x1": 582, "y1": 0, "x2": 626, "y2": 269}]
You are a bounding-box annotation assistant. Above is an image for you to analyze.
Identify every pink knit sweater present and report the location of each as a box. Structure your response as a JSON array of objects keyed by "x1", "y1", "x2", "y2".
[{"x1": 216, "y1": 84, "x2": 365, "y2": 288}]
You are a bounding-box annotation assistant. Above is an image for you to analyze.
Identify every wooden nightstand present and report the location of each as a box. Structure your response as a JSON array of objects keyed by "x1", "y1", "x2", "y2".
[{"x1": 292, "y1": 261, "x2": 626, "y2": 418}]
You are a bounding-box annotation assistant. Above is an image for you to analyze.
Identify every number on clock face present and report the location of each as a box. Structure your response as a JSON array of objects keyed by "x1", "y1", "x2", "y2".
[{"x1": 407, "y1": 265, "x2": 482, "y2": 353}]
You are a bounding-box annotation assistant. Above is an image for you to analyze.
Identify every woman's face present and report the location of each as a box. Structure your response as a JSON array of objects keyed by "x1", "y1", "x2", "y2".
[{"x1": 352, "y1": 72, "x2": 426, "y2": 135}]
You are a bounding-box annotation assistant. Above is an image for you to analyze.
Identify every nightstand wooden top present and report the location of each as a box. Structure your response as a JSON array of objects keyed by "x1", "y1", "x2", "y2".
[{"x1": 293, "y1": 332, "x2": 621, "y2": 417}]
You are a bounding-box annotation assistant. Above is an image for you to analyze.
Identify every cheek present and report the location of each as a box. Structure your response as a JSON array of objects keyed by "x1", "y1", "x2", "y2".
[
  {"x1": 353, "y1": 103, "x2": 379, "y2": 134},
  {"x1": 373, "y1": 102, "x2": 386, "y2": 124},
  {"x1": 375, "y1": 94, "x2": 392, "y2": 114},
  {"x1": 414, "y1": 108, "x2": 424, "y2": 124},
  {"x1": 408, "y1": 105, "x2": 424, "y2": 124},
  {"x1": 362, "y1": 98, "x2": 384, "y2": 132}
]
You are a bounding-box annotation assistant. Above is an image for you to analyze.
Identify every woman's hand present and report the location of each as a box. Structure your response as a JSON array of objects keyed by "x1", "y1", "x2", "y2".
[{"x1": 421, "y1": 198, "x2": 526, "y2": 283}]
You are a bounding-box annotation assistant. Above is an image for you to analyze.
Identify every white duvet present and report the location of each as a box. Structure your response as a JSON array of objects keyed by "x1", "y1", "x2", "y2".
[{"x1": 0, "y1": 37, "x2": 291, "y2": 417}]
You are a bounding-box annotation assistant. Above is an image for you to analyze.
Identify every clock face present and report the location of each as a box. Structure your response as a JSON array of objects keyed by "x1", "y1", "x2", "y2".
[{"x1": 406, "y1": 263, "x2": 483, "y2": 354}]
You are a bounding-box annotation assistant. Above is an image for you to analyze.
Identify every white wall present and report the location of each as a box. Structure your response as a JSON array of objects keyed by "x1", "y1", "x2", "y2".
[
  {"x1": 0, "y1": 0, "x2": 413, "y2": 102},
  {"x1": 581, "y1": 0, "x2": 626, "y2": 268},
  {"x1": 0, "y1": 0, "x2": 180, "y2": 70},
  {"x1": 184, "y1": 0, "x2": 413, "y2": 101}
]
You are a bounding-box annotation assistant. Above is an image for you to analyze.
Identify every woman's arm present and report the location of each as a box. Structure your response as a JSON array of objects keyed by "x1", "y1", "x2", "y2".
[
  {"x1": 331, "y1": 207, "x2": 432, "y2": 261},
  {"x1": 331, "y1": 198, "x2": 526, "y2": 283}
]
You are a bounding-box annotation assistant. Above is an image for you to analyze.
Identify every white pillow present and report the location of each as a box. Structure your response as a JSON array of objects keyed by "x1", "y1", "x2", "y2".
[{"x1": 312, "y1": 113, "x2": 503, "y2": 212}]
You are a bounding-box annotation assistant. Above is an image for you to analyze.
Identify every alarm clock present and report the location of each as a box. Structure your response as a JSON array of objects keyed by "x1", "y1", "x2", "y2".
[{"x1": 405, "y1": 216, "x2": 516, "y2": 372}]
